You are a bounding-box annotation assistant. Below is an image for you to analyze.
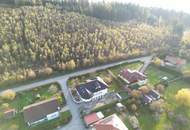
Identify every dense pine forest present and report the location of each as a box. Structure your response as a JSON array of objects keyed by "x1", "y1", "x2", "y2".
[{"x1": 0, "y1": 1, "x2": 190, "y2": 88}]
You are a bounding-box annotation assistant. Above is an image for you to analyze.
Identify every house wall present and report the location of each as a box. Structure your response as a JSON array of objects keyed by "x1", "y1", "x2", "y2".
[
  {"x1": 28, "y1": 111, "x2": 60, "y2": 126},
  {"x1": 81, "y1": 88, "x2": 108, "y2": 102},
  {"x1": 137, "y1": 79, "x2": 147, "y2": 86},
  {"x1": 47, "y1": 111, "x2": 60, "y2": 120}
]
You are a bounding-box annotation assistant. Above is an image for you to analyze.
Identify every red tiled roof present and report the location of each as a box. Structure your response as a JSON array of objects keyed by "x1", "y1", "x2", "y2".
[
  {"x1": 165, "y1": 55, "x2": 186, "y2": 65},
  {"x1": 120, "y1": 69, "x2": 146, "y2": 84},
  {"x1": 84, "y1": 113, "x2": 102, "y2": 126},
  {"x1": 94, "y1": 124, "x2": 119, "y2": 130},
  {"x1": 93, "y1": 114, "x2": 128, "y2": 130}
]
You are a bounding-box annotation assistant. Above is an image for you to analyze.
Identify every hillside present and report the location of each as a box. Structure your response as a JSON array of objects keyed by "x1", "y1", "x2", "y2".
[{"x1": 0, "y1": 5, "x2": 174, "y2": 87}]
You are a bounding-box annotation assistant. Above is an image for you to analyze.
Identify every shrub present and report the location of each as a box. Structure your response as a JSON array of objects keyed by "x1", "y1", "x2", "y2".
[
  {"x1": 42, "y1": 67, "x2": 53, "y2": 75},
  {"x1": 149, "y1": 99, "x2": 165, "y2": 113},
  {"x1": 48, "y1": 84, "x2": 58, "y2": 94},
  {"x1": 129, "y1": 116, "x2": 140, "y2": 129},
  {"x1": 139, "y1": 85, "x2": 150, "y2": 94},
  {"x1": 131, "y1": 90, "x2": 142, "y2": 99},
  {"x1": 131, "y1": 104, "x2": 137, "y2": 112},
  {"x1": 66, "y1": 60, "x2": 76, "y2": 70},
  {"x1": 1, "y1": 103, "x2": 10, "y2": 110},
  {"x1": 0, "y1": 89, "x2": 16, "y2": 100},
  {"x1": 27, "y1": 69, "x2": 36, "y2": 79},
  {"x1": 155, "y1": 84, "x2": 165, "y2": 93}
]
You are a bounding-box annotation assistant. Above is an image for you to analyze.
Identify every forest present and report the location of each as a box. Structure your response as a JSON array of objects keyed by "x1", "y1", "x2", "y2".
[{"x1": 0, "y1": 1, "x2": 189, "y2": 88}]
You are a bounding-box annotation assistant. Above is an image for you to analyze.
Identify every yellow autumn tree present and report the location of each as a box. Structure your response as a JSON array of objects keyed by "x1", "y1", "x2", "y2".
[
  {"x1": 153, "y1": 57, "x2": 162, "y2": 66},
  {"x1": 175, "y1": 89, "x2": 190, "y2": 107}
]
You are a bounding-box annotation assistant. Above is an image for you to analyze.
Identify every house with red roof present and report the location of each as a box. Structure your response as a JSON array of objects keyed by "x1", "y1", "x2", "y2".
[
  {"x1": 91, "y1": 114, "x2": 128, "y2": 130},
  {"x1": 119, "y1": 69, "x2": 147, "y2": 86},
  {"x1": 165, "y1": 55, "x2": 186, "y2": 68},
  {"x1": 84, "y1": 112, "x2": 104, "y2": 127}
]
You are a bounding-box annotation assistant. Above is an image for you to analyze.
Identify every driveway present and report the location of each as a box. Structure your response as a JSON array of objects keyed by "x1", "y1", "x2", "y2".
[{"x1": 0, "y1": 55, "x2": 153, "y2": 130}]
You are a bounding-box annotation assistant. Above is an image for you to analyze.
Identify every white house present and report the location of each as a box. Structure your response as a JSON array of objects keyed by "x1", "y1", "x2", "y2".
[
  {"x1": 76, "y1": 77, "x2": 108, "y2": 102},
  {"x1": 23, "y1": 97, "x2": 61, "y2": 126}
]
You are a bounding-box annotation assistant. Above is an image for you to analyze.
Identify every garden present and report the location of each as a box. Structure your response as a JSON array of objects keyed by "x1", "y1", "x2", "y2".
[
  {"x1": 124, "y1": 65, "x2": 190, "y2": 130},
  {"x1": 0, "y1": 83, "x2": 71, "y2": 130}
]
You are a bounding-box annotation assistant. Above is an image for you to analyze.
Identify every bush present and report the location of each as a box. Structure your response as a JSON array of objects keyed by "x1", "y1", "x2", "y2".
[
  {"x1": 139, "y1": 85, "x2": 151, "y2": 94},
  {"x1": 0, "y1": 89, "x2": 16, "y2": 100},
  {"x1": 42, "y1": 67, "x2": 53, "y2": 76},
  {"x1": 27, "y1": 69, "x2": 36, "y2": 79},
  {"x1": 131, "y1": 104, "x2": 137, "y2": 112},
  {"x1": 155, "y1": 84, "x2": 165, "y2": 93},
  {"x1": 48, "y1": 84, "x2": 58, "y2": 94},
  {"x1": 149, "y1": 99, "x2": 165, "y2": 113},
  {"x1": 1, "y1": 103, "x2": 10, "y2": 110},
  {"x1": 66, "y1": 60, "x2": 76, "y2": 70},
  {"x1": 131, "y1": 90, "x2": 142, "y2": 99},
  {"x1": 129, "y1": 116, "x2": 140, "y2": 129}
]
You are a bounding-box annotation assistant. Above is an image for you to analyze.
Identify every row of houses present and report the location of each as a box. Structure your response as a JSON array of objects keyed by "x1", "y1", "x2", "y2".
[{"x1": 74, "y1": 68, "x2": 148, "y2": 103}]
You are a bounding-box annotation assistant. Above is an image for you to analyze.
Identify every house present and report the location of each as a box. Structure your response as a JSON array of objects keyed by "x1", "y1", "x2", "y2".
[
  {"x1": 141, "y1": 89, "x2": 161, "y2": 105},
  {"x1": 76, "y1": 77, "x2": 108, "y2": 102},
  {"x1": 23, "y1": 97, "x2": 61, "y2": 126},
  {"x1": 92, "y1": 114, "x2": 128, "y2": 130},
  {"x1": 147, "y1": 89, "x2": 161, "y2": 101},
  {"x1": 84, "y1": 112, "x2": 104, "y2": 127},
  {"x1": 165, "y1": 55, "x2": 186, "y2": 67},
  {"x1": 119, "y1": 69, "x2": 147, "y2": 86},
  {"x1": 3, "y1": 109, "x2": 16, "y2": 119},
  {"x1": 141, "y1": 95, "x2": 152, "y2": 105}
]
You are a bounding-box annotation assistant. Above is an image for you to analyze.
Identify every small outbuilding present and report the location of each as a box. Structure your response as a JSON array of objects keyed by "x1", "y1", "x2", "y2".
[
  {"x1": 3, "y1": 109, "x2": 16, "y2": 119},
  {"x1": 116, "y1": 103, "x2": 126, "y2": 112}
]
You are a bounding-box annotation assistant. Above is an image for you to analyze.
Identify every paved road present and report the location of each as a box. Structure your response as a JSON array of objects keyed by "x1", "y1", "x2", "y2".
[{"x1": 0, "y1": 55, "x2": 153, "y2": 130}]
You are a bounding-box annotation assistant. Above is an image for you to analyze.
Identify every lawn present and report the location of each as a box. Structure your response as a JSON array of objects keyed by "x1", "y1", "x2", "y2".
[
  {"x1": 4, "y1": 83, "x2": 65, "y2": 111},
  {"x1": 145, "y1": 65, "x2": 179, "y2": 85},
  {"x1": 125, "y1": 65, "x2": 190, "y2": 130},
  {"x1": 0, "y1": 83, "x2": 68, "y2": 130}
]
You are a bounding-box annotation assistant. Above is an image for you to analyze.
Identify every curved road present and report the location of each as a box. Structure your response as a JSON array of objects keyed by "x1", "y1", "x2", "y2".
[{"x1": 0, "y1": 55, "x2": 153, "y2": 130}]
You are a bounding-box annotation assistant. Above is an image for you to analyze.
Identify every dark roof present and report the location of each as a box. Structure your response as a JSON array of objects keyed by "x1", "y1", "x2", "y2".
[
  {"x1": 141, "y1": 95, "x2": 152, "y2": 104},
  {"x1": 147, "y1": 90, "x2": 160, "y2": 99},
  {"x1": 76, "y1": 77, "x2": 108, "y2": 100},
  {"x1": 23, "y1": 97, "x2": 61, "y2": 124},
  {"x1": 120, "y1": 69, "x2": 146, "y2": 84}
]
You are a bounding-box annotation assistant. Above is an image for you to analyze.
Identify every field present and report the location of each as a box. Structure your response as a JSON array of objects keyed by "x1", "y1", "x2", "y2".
[{"x1": 0, "y1": 83, "x2": 71, "y2": 130}]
